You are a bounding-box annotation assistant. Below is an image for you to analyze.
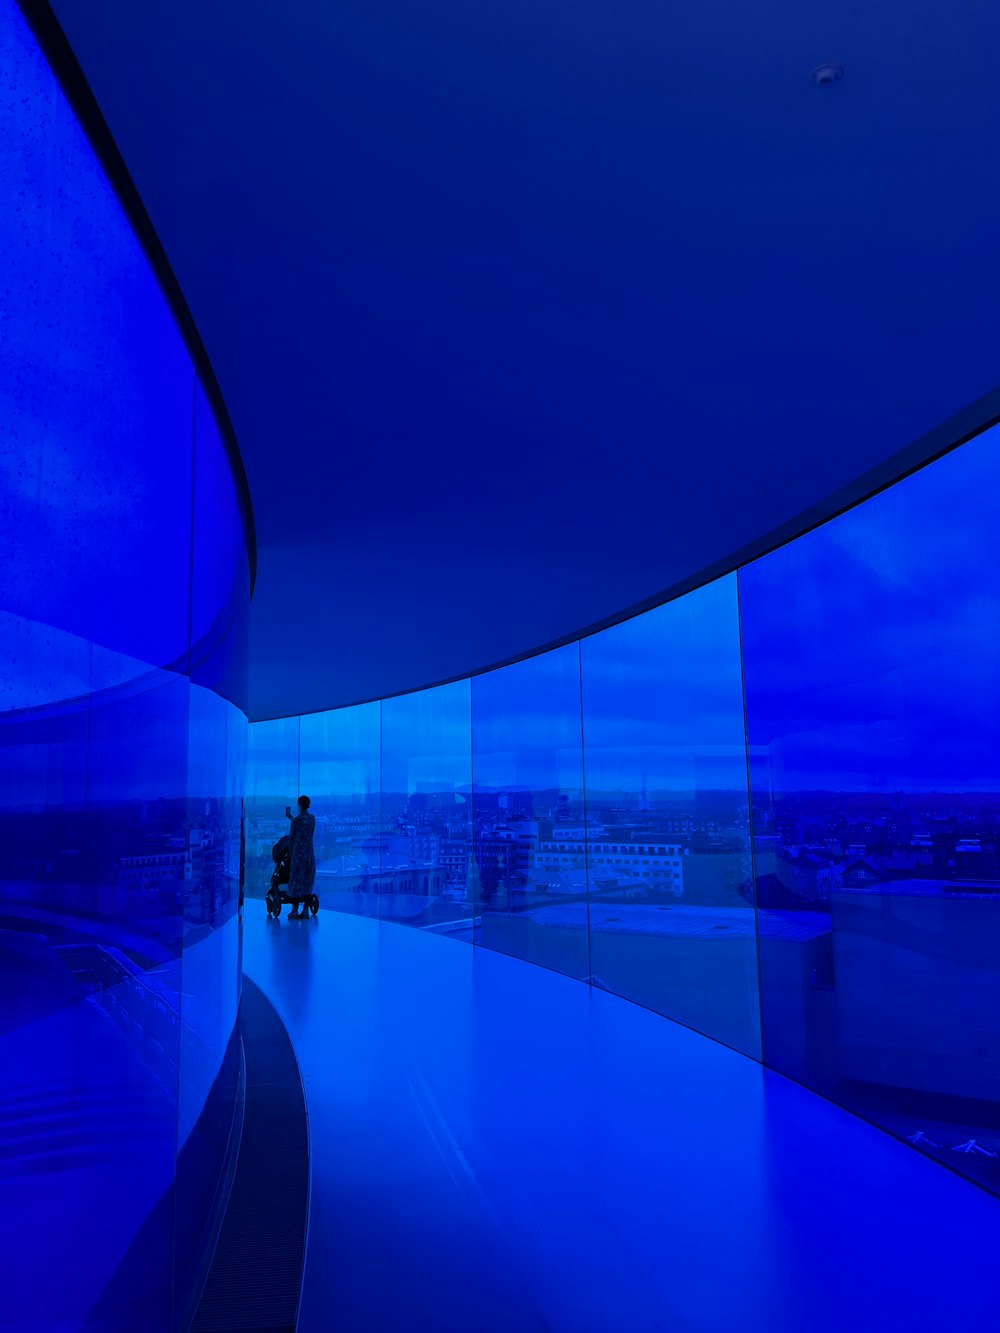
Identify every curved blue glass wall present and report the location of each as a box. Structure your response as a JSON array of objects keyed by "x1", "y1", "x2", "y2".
[
  {"x1": 740, "y1": 420, "x2": 1000, "y2": 1197},
  {"x1": 249, "y1": 420, "x2": 1000, "y2": 1199},
  {"x1": 0, "y1": 4, "x2": 251, "y2": 1329}
]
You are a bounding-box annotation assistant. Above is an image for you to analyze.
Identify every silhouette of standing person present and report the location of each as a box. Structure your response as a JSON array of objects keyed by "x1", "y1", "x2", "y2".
[{"x1": 284, "y1": 795, "x2": 316, "y2": 918}]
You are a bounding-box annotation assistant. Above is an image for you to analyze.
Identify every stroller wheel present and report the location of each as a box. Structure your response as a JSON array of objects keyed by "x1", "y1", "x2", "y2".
[{"x1": 309, "y1": 895, "x2": 319, "y2": 916}]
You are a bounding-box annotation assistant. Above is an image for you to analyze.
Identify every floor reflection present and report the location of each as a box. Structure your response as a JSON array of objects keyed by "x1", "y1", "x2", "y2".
[
  {"x1": 244, "y1": 909, "x2": 1000, "y2": 1333},
  {"x1": 262, "y1": 912, "x2": 317, "y2": 1025}
]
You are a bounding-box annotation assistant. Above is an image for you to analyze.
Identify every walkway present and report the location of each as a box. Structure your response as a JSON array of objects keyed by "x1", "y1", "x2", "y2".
[{"x1": 243, "y1": 908, "x2": 999, "y2": 1332}]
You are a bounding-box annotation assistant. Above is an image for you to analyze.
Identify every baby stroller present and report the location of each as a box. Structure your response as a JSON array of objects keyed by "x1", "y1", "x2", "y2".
[{"x1": 265, "y1": 834, "x2": 319, "y2": 918}]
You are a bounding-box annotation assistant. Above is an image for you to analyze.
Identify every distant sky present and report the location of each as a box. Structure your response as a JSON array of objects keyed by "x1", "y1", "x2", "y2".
[{"x1": 741, "y1": 423, "x2": 1000, "y2": 792}]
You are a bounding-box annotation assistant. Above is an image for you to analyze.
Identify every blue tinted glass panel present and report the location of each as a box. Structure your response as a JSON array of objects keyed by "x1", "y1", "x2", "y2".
[
  {"x1": 87, "y1": 648, "x2": 189, "y2": 958},
  {"x1": 225, "y1": 701, "x2": 248, "y2": 940},
  {"x1": 740, "y1": 423, "x2": 1000, "y2": 1192},
  {"x1": 471, "y1": 644, "x2": 589, "y2": 979},
  {"x1": 0, "y1": 2, "x2": 194, "y2": 670},
  {"x1": 581, "y1": 576, "x2": 760, "y2": 1056},
  {"x1": 0, "y1": 616, "x2": 110, "y2": 1328},
  {"x1": 299, "y1": 704, "x2": 381, "y2": 919},
  {"x1": 246, "y1": 716, "x2": 300, "y2": 903},
  {"x1": 177, "y1": 381, "x2": 248, "y2": 1293},
  {"x1": 0, "y1": 0, "x2": 250, "y2": 1320},
  {"x1": 1, "y1": 638, "x2": 187, "y2": 1331},
  {"x1": 174, "y1": 688, "x2": 244, "y2": 1313},
  {"x1": 380, "y1": 681, "x2": 472, "y2": 935},
  {"x1": 180, "y1": 684, "x2": 233, "y2": 1144}
]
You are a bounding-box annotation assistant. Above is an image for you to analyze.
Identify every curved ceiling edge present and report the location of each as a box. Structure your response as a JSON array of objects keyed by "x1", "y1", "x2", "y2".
[
  {"x1": 250, "y1": 385, "x2": 1000, "y2": 722},
  {"x1": 17, "y1": 0, "x2": 258, "y2": 594}
]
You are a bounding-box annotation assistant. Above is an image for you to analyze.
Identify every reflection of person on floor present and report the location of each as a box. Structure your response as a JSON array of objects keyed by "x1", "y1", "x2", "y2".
[{"x1": 284, "y1": 795, "x2": 316, "y2": 918}]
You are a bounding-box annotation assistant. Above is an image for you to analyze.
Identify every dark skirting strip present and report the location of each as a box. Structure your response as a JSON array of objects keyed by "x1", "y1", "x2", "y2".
[{"x1": 191, "y1": 978, "x2": 309, "y2": 1333}]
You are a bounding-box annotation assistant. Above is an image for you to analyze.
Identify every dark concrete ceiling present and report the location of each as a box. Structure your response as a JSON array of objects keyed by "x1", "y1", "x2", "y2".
[{"x1": 50, "y1": 0, "x2": 1000, "y2": 719}]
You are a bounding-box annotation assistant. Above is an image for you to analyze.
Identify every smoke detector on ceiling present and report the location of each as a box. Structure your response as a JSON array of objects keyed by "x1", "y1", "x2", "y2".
[{"x1": 811, "y1": 62, "x2": 844, "y2": 87}]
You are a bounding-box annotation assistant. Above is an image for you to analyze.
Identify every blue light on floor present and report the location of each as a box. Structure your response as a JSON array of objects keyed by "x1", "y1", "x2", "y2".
[{"x1": 245, "y1": 909, "x2": 1000, "y2": 1333}]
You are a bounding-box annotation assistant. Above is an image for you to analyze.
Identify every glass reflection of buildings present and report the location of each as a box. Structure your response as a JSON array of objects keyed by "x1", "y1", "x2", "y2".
[
  {"x1": 754, "y1": 789, "x2": 1000, "y2": 1136},
  {"x1": 247, "y1": 775, "x2": 756, "y2": 927}
]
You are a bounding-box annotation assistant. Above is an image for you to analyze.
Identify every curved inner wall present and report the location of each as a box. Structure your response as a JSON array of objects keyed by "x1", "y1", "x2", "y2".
[
  {"x1": 248, "y1": 418, "x2": 1000, "y2": 1200},
  {"x1": 0, "y1": 3, "x2": 251, "y2": 1329}
]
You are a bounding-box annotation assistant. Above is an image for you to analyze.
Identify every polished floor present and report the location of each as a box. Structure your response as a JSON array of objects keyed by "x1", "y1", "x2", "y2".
[{"x1": 243, "y1": 908, "x2": 1000, "y2": 1333}]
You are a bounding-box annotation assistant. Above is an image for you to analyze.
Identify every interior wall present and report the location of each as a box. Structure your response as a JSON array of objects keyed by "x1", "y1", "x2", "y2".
[{"x1": 0, "y1": 3, "x2": 251, "y2": 1327}]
